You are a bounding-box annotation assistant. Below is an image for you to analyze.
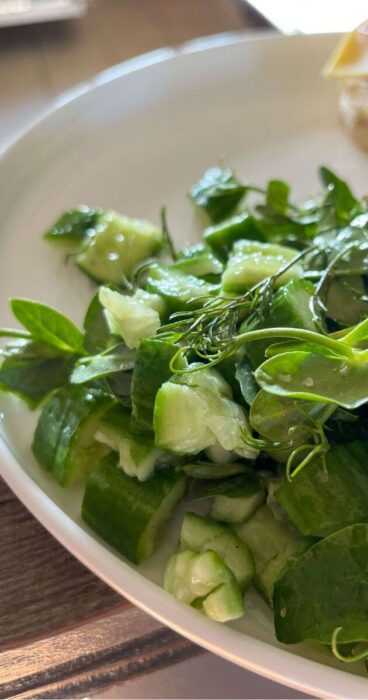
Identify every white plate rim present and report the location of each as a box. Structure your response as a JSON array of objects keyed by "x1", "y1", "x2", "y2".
[{"x1": 0, "y1": 31, "x2": 367, "y2": 699}]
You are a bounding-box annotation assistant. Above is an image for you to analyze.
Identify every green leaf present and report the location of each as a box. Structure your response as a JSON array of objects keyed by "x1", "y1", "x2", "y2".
[
  {"x1": 189, "y1": 167, "x2": 246, "y2": 223},
  {"x1": 255, "y1": 349, "x2": 368, "y2": 409},
  {"x1": 10, "y1": 299, "x2": 85, "y2": 355},
  {"x1": 266, "y1": 179, "x2": 290, "y2": 213},
  {"x1": 274, "y1": 523, "x2": 368, "y2": 645},
  {"x1": 325, "y1": 277, "x2": 368, "y2": 328},
  {"x1": 0, "y1": 341, "x2": 75, "y2": 407},
  {"x1": 265, "y1": 340, "x2": 341, "y2": 358},
  {"x1": 83, "y1": 291, "x2": 111, "y2": 353},
  {"x1": 44, "y1": 207, "x2": 100, "y2": 249},
  {"x1": 234, "y1": 358, "x2": 258, "y2": 406},
  {"x1": 249, "y1": 390, "x2": 323, "y2": 444},
  {"x1": 192, "y1": 472, "x2": 263, "y2": 500},
  {"x1": 106, "y1": 372, "x2": 132, "y2": 406},
  {"x1": 71, "y1": 346, "x2": 135, "y2": 384},
  {"x1": 319, "y1": 166, "x2": 361, "y2": 228}
]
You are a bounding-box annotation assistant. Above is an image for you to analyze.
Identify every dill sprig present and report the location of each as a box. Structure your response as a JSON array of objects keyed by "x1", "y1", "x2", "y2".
[{"x1": 159, "y1": 247, "x2": 314, "y2": 367}]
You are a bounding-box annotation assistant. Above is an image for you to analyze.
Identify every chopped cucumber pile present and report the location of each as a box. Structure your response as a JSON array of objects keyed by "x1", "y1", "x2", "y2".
[{"x1": 3, "y1": 165, "x2": 368, "y2": 659}]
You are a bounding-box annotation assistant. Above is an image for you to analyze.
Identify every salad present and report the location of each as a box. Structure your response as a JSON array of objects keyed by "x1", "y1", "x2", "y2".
[{"x1": 2, "y1": 165, "x2": 368, "y2": 664}]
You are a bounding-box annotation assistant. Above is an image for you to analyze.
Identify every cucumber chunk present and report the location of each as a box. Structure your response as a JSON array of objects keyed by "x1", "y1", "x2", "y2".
[
  {"x1": 204, "y1": 212, "x2": 263, "y2": 257},
  {"x1": 275, "y1": 441, "x2": 368, "y2": 537},
  {"x1": 146, "y1": 265, "x2": 219, "y2": 312},
  {"x1": 76, "y1": 211, "x2": 163, "y2": 285},
  {"x1": 181, "y1": 511, "x2": 224, "y2": 549},
  {"x1": 154, "y1": 365, "x2": 258, "y2": 459},
  {"x1": 99, "y1": 287, "x2": 165, "y2": 349},
  {"x1": 164, "y1": 548, "x2": 244, "y2": 622},
  {"x1": 164, "y1": 550, "x2": 198, "y2": 603},
  {"x1": 242, "y1": 279, "x2": 316, "y2": 369},
  {"x1": 32, "y1": 388, "x2": 112, "y2": 486},
  {"x1": 131, "y1": 338, "x2": 185, "y2": 432},
  {"x1": 180, "y1": 512, "x2": 254, "y2": 591},
  {"x1": 173, "y1": 244, "x2": 223, "y2": 278},
  {"x1": 82, "y1": 455, "x2": 186, "y2": 563},
  {"x1": 96, "y1": 404, "x2": 167, "y2": 481},
  {"x1": 210, "y1": 490, "x2": 265, "y2": 525},
  {"x1": 236, "y1": 505, "x2": 305, "y2": 602},
  {"x1": 203, "y1": 580, "x2": 244, "y2": 622},
  {"x1": 194, "y1": 472, "x2": 265, "y2": 524},
  {"x1": 222, "y1": 240, "x2": 302, "y2": 294},
  {"x1": 190, "y1": 550, "x2": 234, "y2": 596}
]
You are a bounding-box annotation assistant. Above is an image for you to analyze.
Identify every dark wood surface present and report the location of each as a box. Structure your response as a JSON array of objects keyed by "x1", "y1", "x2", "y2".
[{"x1": 0, "y1": 2, "x2": 267, "y2": 697}]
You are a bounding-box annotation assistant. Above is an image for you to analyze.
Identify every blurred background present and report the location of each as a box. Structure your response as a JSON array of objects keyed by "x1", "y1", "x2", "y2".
[{"x1": 0, "y1": 0, "x2": 367, "y2": 147}]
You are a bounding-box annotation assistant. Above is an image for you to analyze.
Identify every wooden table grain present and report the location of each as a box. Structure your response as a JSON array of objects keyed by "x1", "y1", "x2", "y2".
[{"x1": 0, "y1": 3, "x2": 268, "y2": 697}]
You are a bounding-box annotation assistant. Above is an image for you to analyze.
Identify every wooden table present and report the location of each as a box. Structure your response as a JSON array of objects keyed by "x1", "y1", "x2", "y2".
[{"x1": 0, "y1": 3, "x2": 272, "y2": 698}]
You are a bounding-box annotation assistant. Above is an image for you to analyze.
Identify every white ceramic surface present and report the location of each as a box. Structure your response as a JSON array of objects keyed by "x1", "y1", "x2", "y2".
[{"x1": 1, "y1": 33, "x2": 368, "y2": 699}]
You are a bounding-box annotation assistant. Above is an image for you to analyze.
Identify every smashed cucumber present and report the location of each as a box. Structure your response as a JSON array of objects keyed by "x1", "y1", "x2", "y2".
[
  {"x1": 164, "y1": 549, "x2": 244, "y2": 622},
  {"x1": 222, "y1": 240, "x2": 302, "y2": 294},
  {"x1": 236, "y1": 505, "x2": 308, "y2": 603},
  {"x1": 180, "y1": 512, "x2": 255, "y2": 591},
  {"x1": 76, "y1": 211, "x2": 163, "y2": 285},
  {"x1": 99, "y1": 287, "x2": 165, "y2": 349},
  {"x1": 172, "y1": 244, "x2": 223, "y2": 278},
  {"x1": 204, "y1": 212, "x2": 263, "y2": 258},
  {"x1": 242, "y1": 279, "x2": 317, "y2": 369},
  {"x1": 275, "y1": 441, "x2": 368, "y2": 537},
  {"x1": 32, "y1": 387, "x2": 112, "y2": 486},
  {"x1": 131, "y1": 338, "x2": 185, "y2": 432},
  {"x1": 145, "y1": 265, "x2": 219, "y2": 312},
  {"x1": 95, "y1": 404, "x2": 168, "y2": 481},
  {"x1": 82, "y1": 455, "x2": 186, "y2": 563}
]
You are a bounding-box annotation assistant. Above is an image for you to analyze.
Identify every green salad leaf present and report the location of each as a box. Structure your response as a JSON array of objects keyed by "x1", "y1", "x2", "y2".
[
  {"x1": 10, "y1": 299, "x2": 85, "y2": 355},
  {"x1": 71, "y1": 346, "x2": 135, "y2": 384},
  {"x1": 234, "y1": 358, "x2": 258, "y2": 406},
  {"x1": 265, "y1": 179, "x2": 291, "y2": 213},
  {"x1": 274, "y1": 523, "x2": 368, "y2": 645},
  {"x1": 255, "y1": 348, "x2": 368, "y2": 410},
  {"x1": 0, "y1": 341, "x2": 76, "y2": 407},
  {"x1": 319, "y1": 166, "x2": 362, "y2": 229},
  {"x1": 189, "y1": 167, "x2": 246, "y2": 223},
  {"x1": 83, "y1": 291, "x2": 111, "y2": 354},
  {"x1": 44, "y1": 206, "x2": 100, "y2": 249}
]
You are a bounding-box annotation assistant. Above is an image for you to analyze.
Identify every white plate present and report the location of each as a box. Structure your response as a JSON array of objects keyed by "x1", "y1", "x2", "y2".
[{"x1": 1, "y1": 32, "x2": 368, "y2": 699}]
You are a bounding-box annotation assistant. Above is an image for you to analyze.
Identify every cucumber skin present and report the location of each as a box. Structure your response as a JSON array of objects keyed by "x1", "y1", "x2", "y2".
[
  {"x1": 131, "y1": 339, "x2": 183, "y2": 432},
  {"x1": 32, "y1": 388, "x2": 112, "y2": 486},
  {"x1": 82, "y1": 456, "x2": 185, "y2": 564},
  {"x1": 242, "y1": 279, "x2": 316, "y2": 369},
  {"x1": 173, "y1": 245, "x2": 223, "y2": 278},
  {"x1": 146, "y1": 266, "x2": 219, "y2": 312},
  {"x1": 204, "y1": 213, "x2": 263, "y2": 257},
  {"x1": 275, "y1": 442, "x2": 368, "y2": 537}
]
